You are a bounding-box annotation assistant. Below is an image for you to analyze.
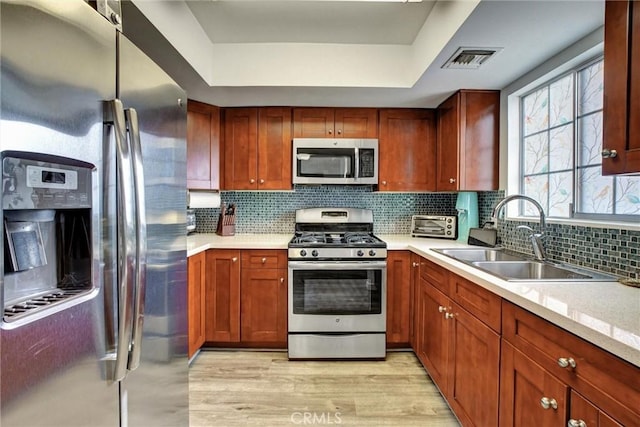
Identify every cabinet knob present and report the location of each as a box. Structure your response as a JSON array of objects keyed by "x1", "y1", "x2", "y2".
[
  {"x1": 261, "y1": 257, "x2": 267, "y2": 264},
  {"x1": 250, "y1": 178, "x2": 255, "y2": 184},
  {"x1": 438, "y1": 306, "x2": 447, "y2": 313},
  {"x1": 557, "y1": 357, "x2": 576, "y2": 369},
  {"x1": 232, "y1": 257, "x2": 238, "y2": 262},
  {"x1": 382, "y1": 180, "x2": 387, "y2": 186},
  {"x1": 259, "y1": 179, "x2": 265, "y2": 184},
  {"x1": 328, "y1": 129, "x2": 333, "y2": 135},
  {"x1": 540, "y1": 397, "x2": 558, "y2": 410},
  {"x1": 337, "y1": 129, "x2": 342, "y2": 135},
  {"x1": 445, "y1": 312, "x2": 455, "y2": 319},
  {"x1": 449, "y1": 178, "x2": 456, "y2": 184},
  {"x1": 601, "y1": 148, "x2": 617, "y2": 159},
  {"x1": 280, "y1": 277, "x2": 285, "y2": 283},
  {"x1": 412, "y1": 262, "x2": 419, "y2": 267},
  {"x1": 568, "y1": 419, "x2": 587, "y2": 427}
]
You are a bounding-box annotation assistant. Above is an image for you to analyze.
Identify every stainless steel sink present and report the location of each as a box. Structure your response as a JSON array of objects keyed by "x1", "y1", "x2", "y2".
[
  {"x1": 471, "y1": 261, "x2": 592, "y2": 281},
  {"x1": 436, "y1": 248, "x2": 524, "y2": 262},
  {"x1": 432, "y1": 248, "x2": 617, "y2": 282}
]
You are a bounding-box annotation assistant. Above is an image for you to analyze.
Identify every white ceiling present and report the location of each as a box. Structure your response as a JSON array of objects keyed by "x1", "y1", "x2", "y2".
[{"x1": 123, "y1": 0, "x2": 605, "y2": 108}]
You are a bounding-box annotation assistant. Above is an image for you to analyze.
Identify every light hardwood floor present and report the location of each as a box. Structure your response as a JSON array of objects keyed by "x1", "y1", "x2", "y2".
[{"x1": 189, "y1": 350, "x2": 460, "y2": 427}]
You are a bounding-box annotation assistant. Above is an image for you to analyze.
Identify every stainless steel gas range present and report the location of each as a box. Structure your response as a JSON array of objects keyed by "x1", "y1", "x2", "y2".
[{"x1": 287, "y1": 208, "x2": 387, "y2": 359}]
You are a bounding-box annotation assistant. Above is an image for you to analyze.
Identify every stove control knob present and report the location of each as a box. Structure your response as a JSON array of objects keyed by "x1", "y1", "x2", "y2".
[
  {"x1": 300, "y1": 250, "x2": 307, "y2": 257},
  {"x1": 357, "y1": 250, "x2": 365, "y2": 257},
  {"x1": 312, "y1": 250, "x2": 319, "y2": 257},
  {"x1": 369, "y1": 250, "x2": 376, "y2": 257}
]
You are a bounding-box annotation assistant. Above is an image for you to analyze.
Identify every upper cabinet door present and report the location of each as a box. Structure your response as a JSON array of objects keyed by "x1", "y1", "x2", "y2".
[
  {"x1": 378, "y1": 109, "x2": 436, "y2": 191},
  {"x1": 436, "y1": 90, "x2": 500, "y2": 191},
  {"x1": 258, "y1": 107, "x2": 292, "y2": 190},
  {"x1": 334, "y1": 108, "x2": 378, "y2": 138},
  {"x1": 293, "y1": 107, "x2": 378, "y2": 138},
  {"x1": 187, "y1": 100, "x2": 220, "y2": 189},
  {"x1": 293, "y1": 108, "x2": 335, "y2": 137},
  {"x1": 603, "y1": 0, "x2": 640, "y2": 175},
  {"x1": 223, "y1": 108, "x2": 259, "y2": 190}
]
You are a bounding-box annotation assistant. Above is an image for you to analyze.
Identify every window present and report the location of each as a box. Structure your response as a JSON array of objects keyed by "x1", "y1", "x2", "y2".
[{"x1": 520, "y1": 57, "x2": 639, "y2": 220}]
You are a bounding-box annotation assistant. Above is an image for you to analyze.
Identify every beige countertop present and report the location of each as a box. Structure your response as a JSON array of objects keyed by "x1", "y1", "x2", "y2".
[{"x1": 187, "y1": 233, "x2": 640, "y2": 368}]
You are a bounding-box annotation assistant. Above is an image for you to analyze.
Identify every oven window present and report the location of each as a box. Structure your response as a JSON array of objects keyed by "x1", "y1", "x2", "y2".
[
  {"x1": 292, "y1": 269, "x2": 382, "y2": 315},
  {"x1": 296, "y1": 148, "x2": 355, "y2": 178}
]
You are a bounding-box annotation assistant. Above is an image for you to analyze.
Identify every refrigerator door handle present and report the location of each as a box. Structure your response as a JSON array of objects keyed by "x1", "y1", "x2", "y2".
[
  {"x1": 108, "y1": 99, "x2": 137, "y2": 382},
  {"x1": 126, "y1": 108, "x2": 147, "y2": 372}
]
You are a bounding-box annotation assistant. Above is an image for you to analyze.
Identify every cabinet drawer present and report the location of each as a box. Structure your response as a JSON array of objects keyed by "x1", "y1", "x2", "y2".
[
  {"x1": 241, "y1": 250, "x2": 287, "y2": 269},
  {"x1": 419, "y1": 258, "x2": 449, "y2": 295},
  {"x1": 502, "y1": 301, "x2": 640, "y2": 426},
  {"x1": 449, "y1": 273, "x2": 501, "y2": 333}
]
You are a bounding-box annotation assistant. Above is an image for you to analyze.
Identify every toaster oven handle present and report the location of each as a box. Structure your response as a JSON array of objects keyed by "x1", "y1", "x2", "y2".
[{"x1": 354, "y1": 147, "x2": 359, "y2": 180}]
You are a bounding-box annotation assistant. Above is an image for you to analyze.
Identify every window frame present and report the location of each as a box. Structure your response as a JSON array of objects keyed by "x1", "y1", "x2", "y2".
[{"x1": 514, "y1": 55, "x2": 639, "y2": 224}]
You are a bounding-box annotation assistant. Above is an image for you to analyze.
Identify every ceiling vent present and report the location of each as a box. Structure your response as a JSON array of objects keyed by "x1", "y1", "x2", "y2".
[{"x1": 442, "y1": 47, "x2": 503, "y2": 70}]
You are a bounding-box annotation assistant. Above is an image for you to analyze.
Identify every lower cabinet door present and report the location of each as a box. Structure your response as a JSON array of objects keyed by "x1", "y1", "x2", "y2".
[
  {"x1": 570, "y1": 391, "x2": 623, "y2": 427},
  {"x1": 240, "y1": 267, "x2": 287, "y2": 345},
  {"x1": 417, "y1": 280, "x2": 450, "y2": 389},
  {"x1": 205, "y1": 250, "x2": 241, "y2": 342},
  {"x1": 499, "y1": 342, "x2": 568, "y2": 427},
  {"x1": 447, "y1": 302, "x2": 500, "y2": 427}
]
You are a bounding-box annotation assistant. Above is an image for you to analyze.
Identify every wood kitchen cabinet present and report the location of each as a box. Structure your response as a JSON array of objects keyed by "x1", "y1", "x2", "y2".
[
  {"x1": 408, "y1": 253, "x2": 421, "y2": 349},
  {"x1": 386, "y1": 251, "x2": 411, "y2": 347},
  {"x1": 501, "y1": 301, "x2": 640, "y2": 427},
  {"x1": 603, "y1": 0, "x2": 640, "y2": 175},
  {"x1": 205, "y1": 249, "x2": 241, "y2": 343},
  {"x1": 293, "y1": 107, "x2": 378, "y2": 138},
  {"x1": 499, "y1": 341, "x2": 569, "y2": 427},
  {"x1": 436, "y1": 90, "x2": 500, "y2": 191},
  {"x1": 223, "y1": 107, "x2": 292, "y2": 190},
  {"x1": 187, "y1": 252, "x2": 206, "y2": 358},
  {"x1": 414, "y1": 257, "x2": 501, "y2": 427},
  {"x1": 204, "y1": 249, "x2": 287, "y2": 347},
  {"x1": 187, "y1": 100, "x2": 220, "y2": 189},
  {"x1": 378, "y1": 109, "x2": 437, "y2": 191},
  {"x1": 240, "y1": 250, "x2": 287, "y2": 347}
]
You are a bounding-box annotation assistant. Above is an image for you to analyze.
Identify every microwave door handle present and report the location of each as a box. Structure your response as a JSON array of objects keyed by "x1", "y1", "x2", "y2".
[
  {"x1": 108, "y1": 99, "x2": 136, "y2": 382},
  {"x1": 354, "y1": 147, "x2": 359, "y2": 180},
  {"x1": 125, "y1": 108, "x2": 147, "y2": 372}
]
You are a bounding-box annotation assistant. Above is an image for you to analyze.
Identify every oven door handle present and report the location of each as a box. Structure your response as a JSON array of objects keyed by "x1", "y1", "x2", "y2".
[{"x1": 288, "y1": 261, "x2": 387, "y2": 270}]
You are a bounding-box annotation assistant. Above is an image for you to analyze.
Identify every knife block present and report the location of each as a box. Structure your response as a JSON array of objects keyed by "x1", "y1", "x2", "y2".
[{"x1": 216, "y1": 204, "x2": 236, "y2": 236}]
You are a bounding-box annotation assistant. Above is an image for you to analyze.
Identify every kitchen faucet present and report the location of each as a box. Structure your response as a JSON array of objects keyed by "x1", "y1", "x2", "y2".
[{"x1": 489, "y1": 194, "x2": 547, "y2": 261}]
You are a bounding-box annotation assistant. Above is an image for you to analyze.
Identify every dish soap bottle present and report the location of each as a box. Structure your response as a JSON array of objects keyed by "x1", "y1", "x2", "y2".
[{"x1": 455, "y1": 192, "x2": 479, "y2": 243}]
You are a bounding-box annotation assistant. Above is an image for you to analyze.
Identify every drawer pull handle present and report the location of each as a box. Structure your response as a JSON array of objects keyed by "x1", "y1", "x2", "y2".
[
  {"x1": 568, "y1": 420, "x2": 587, "y2": 427},
  {"x1": 261, "y1": 257, "x2": 267, "y2": 264},
  {"x1": 557, "y1": 357, "x2": 576, "y2": 369},
  {"x1": 540, "y1": 397, "x2": 558, "y2": 410},
  {"x1": 438, "y1": 306, "x2": 447, "y2": 313}
]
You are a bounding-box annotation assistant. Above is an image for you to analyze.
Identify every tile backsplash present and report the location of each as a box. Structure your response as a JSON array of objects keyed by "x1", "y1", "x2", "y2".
[
  {"x1": 194, "y1": 185, "x2": 457, "y2": 234},
  {"x1": 194, "y1": 187, "x2": 638, "y2": 279}
]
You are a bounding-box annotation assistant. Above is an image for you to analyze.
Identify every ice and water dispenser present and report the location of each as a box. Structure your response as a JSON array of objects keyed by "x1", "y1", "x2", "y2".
[{"x1": 2, "y1": 153, "x2": 94, "y2": 322}]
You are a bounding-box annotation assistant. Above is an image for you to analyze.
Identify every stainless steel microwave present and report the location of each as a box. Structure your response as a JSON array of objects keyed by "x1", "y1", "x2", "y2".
[{"x1": 292, "y1": 138, "x2": 378, "y2": 185}]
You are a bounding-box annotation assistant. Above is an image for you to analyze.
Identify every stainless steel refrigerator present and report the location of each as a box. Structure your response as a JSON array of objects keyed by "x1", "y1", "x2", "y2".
[{"x1": 0, "y1": 1, "x2": 188, "y2": 426}]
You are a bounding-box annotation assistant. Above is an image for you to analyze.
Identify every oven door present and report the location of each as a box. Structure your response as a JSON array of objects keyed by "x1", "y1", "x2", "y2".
[{"x1": 288, "y1": 260, "x2": 386, "y2": 333}]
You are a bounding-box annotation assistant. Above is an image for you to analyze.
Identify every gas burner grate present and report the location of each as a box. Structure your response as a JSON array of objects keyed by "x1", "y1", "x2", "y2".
[
  {"x1": 3, "y1": 287, "x2": 89, "y2": 321},
  {"x1": 343, "y1": 232, "x2": 378, "y2": 244}
]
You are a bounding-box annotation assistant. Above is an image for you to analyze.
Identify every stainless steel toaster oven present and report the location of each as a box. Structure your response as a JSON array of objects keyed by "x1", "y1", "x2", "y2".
[{"x1": 411, "y1": 215, "x2": 457, "y2": 239}]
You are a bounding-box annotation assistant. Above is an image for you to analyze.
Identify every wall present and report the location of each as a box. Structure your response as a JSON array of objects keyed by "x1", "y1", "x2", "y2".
[
  {"x1": 196, "y1": 188, "x2": 638, "y2": 280},
  {"x1": 195, "y1": 186, "x2": 456, "y2": 234}
]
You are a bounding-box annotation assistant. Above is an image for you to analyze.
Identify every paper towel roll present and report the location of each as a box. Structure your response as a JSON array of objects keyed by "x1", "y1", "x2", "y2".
[{"x1": 187, "y1": 191, "x2": 221, "y2": 209}]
